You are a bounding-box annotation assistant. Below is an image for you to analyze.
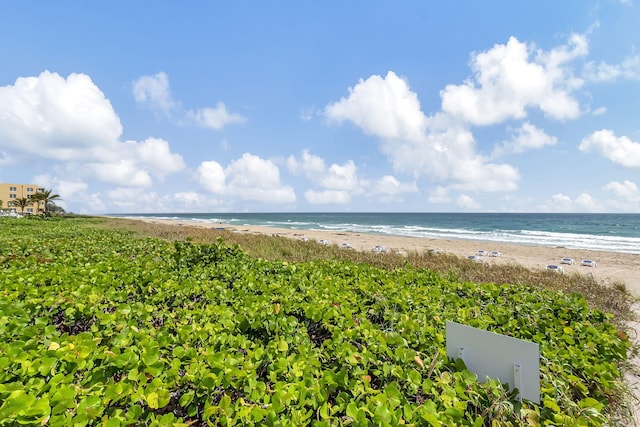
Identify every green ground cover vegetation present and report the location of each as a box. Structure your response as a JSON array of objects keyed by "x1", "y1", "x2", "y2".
[{"x1": 0, "y1": 217, "x2": 635, "y2": 426}]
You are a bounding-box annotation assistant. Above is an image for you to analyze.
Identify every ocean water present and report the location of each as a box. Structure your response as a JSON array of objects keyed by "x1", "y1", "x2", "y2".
[{"x1": 119, "y1": 212, "x2": 640, "y2": 254}]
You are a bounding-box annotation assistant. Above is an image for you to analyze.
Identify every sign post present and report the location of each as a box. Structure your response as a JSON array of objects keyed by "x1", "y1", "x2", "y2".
[{"x1": 446, "y1": 321, "x2": 540, "y2": 404}]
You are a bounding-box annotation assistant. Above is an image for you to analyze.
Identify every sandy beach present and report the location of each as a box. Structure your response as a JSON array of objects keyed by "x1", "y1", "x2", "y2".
[{"x1": 134, "y1": 218, "x2": 640, "y2": 297}]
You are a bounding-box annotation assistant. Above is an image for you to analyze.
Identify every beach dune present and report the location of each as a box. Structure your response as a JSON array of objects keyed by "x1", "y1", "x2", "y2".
[{"x1": 133, "y1": 218, "x2": 640, "y2": 297}]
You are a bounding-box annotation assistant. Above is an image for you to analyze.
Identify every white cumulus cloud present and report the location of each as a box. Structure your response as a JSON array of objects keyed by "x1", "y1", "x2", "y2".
[
  {"x1": 186, "y1": 102, "x2": 246, "y2": 130},
  {"x1": 325, "y1": 71, "x2": 428, "y2": 142},
  {"x1": 492, "y1": 122, "x2": 558, "y2": 157},
  {"x1": 603, "y1": 180, "x2": 640, "y2": 202},
  {"x1": 87, "y1": 137, "x2": 185, "y2": 188},
  {"x1": 132, "y1": 137, "x2": 186, "y2": 179},
  {"x1": 31, "y1": 174, "x2": 88, "y2": 211},
  {"x1": 325, "y1": 74, "x2": 519, "y2": 193},
  {"x1": 0, "y1": 71, "x2": 123, "y2": 161},
  {"x1": 33, "y1": 174, "x2": 87, "y2": 197},
  {"x1": 447, "y1": 158, "x2": 519, "y2": 192},
  {"x1": 287, "y1": 150, "x2": 326, "y2": 178},
  {"x1": 549, "y1": 192, "x2": 600, "y2": 212},
  {"x1": 196, "y1": 153, "x2": 296, "y2": 203},
  {"x1": 287, "y1": 150, "x2": 367, "y2": 203},
  {"x1": 319, "y1": 161, "x2": 361, "y2": 191},
  {"x1": 583, "y1": 54, "x2": 640, "y2": 82},
  {"x1": 440, "y1": 35, "x2": 585, "y2": 125},
  {"x1": 0, "y1": 71, "x2": 185, "y2": 191},
  {"x1": 197, "y1": 160, "x2": 227, "y2": 194},
  {"x1": 132, "y1": 71, "x2": 176, "y2": 114},
  {"x1": 133, "y1": 72, "x2": 246, "y2": 131},
  {"x1": 89, "y1": 160, "x2": 153, "y2": 188},
  {"x1": 288, "y1": 150, "x2": 416, "y2": 205},
  {"x1": 574, "y1": 193, "x2": 599, "y2": 211},
  {"x1": 579, "y1": 129, "x2": 640, "y2": 167}
]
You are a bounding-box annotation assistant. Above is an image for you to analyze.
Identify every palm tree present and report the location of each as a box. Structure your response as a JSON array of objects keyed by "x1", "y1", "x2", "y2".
[
  {"x1": 33, "y1": 189, "x2": 62, "y2": 216},
  {"x1": 9, "y1": 197, "x2": 33, "y2": 214}
]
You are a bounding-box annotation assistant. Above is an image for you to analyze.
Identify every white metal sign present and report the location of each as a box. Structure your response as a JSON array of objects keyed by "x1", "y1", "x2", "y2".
[{"x1": 446, "y1": 321, "x2": 540, "y2": 404}]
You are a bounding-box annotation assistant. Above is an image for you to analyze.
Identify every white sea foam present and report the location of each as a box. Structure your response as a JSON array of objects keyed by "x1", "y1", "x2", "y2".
[{"x1": 312, "y1": 223, "x2": 640, "y2": 253}]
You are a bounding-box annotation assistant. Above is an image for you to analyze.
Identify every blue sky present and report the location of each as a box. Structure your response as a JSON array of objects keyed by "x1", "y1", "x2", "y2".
[{"x1": 1, "y1": 1, "x2": 639, "y2": 213}]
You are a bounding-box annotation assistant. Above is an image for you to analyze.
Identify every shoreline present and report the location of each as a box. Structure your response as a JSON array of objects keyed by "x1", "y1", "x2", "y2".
[{"x1": 131, "y1": 217, "x2": 640, "y2": 297}]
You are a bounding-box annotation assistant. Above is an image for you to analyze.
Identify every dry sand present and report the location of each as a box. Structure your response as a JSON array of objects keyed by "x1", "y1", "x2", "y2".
[{"x1": 139, "y1": 218, "x2": 640, "y2": 296}]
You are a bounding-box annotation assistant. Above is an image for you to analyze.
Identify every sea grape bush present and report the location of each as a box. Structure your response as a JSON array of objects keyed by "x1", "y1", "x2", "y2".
[{"x1": 0, "y1": 218, "x2": 631, "y2": 426}]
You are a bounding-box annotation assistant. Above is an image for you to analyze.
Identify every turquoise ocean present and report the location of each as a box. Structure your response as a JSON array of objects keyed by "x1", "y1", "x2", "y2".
[{"x1": 119, "y1": 212, "x2": 640, "y2": 254}]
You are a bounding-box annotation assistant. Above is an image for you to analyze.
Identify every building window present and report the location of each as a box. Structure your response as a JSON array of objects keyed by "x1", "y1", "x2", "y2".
[
  {"x1": 9, "y1": 187, "x2": 16, "y2": 191},
  {"x1": 27, "y1": 208, "x2": 33, "y2": 213},
  {"x1": 27, "y1": 187, "x2": 33, "y2": 192},
  {"x1": 9, "y1": 194, "x2": 16, "y2": 199}
]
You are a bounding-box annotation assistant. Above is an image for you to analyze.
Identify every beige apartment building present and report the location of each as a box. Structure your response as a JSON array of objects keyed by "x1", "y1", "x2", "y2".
[{"x1": 0, "y1": 183, "x2": 46, "y2": 214}]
